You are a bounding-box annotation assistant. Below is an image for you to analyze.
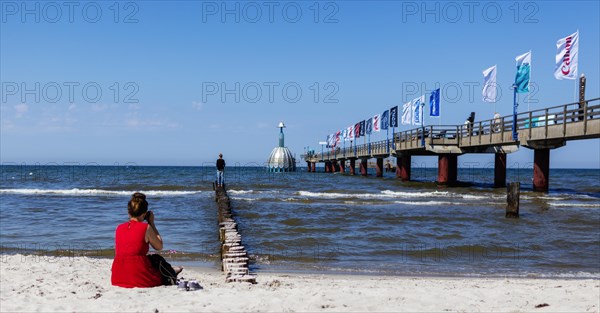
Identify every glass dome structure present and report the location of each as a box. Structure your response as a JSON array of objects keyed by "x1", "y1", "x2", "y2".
[{"x1": 266, "y1": 122, "x2": 296, "y2": 172}]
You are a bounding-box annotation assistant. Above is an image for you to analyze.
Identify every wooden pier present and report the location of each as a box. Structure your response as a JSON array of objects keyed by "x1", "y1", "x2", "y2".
[
  {"x1": 304, "y1": 95, "x2": 600, "y2": 192},
  {"x1": 215, "y1": 186, "x2": 256, "y2": 283}
]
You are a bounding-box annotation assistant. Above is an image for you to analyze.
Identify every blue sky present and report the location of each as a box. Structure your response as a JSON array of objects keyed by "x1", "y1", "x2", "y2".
[{"x1": 1, "y1": 1, "x2": 599, "y2": 168}]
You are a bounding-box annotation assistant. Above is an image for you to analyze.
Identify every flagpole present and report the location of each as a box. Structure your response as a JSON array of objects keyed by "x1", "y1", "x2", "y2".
[
  {"x1": 386, "y1": 127, "x2": 389, "y2": 154},
  {"x1": 573, "y1": 79, "x2": 578, "y2": 102},
  {"x1": 528, "y1": 50, "x2": 532, "y2": 112},
  {"x1": 512, "y1": 84, "x2": 518, "y2": 141},
  {"x1": 574, "y1": 29, "x2": 580, "y2": 102},
  {"x1": 438, "y1": 93, "x2": 441, "y2": 126},
  {"x1": 391, "y1": 127, "x2": 395, "y2": 153}
]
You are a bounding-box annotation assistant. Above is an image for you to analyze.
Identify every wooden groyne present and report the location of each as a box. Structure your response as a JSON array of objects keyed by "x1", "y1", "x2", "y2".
[{"x1": 215, "y1": 186, "x2": 256, "y2": 283}]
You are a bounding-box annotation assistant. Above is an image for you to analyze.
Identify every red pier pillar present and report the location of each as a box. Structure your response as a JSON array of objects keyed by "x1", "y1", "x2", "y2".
[
  {"x1": 311, "y1": 162, "x2": 316, "y2": 172},
  {"x1": 449, "y1": 154, "x2": 457, "y2": 183},
  {"x1": 325, "y1": 161, "x2": 331, "y2": 173},
  {"x1": 331, "y1": 160, "x2": 338, "y2": 173},
  {"x1": 398, "y1": 155, "x2": 411, "y2": 181},
  {"x1": 533, "y1": 149, "x2": 550, "y2": 192},
  {"x1": 360, "y1": 159, "x2": 368, "y2": 176},
  {"x1": 306, "y1": 161, "x2": 311, "y2": 172},
  {"x1": 376, "y1": 158, "x2": 384, "y2": 177},
  {"x1": 494, "y1": 153, "x2": 507, "y2": 188},
  {"x1": 438, "y1": 154, "x2": 458, "y2": 185},
  {"x1": 339, "y1": 160, "x2": 345, "y2": 173},
  {"x1": 349, "y1": 159, "x2": 356, "y2": 175}
]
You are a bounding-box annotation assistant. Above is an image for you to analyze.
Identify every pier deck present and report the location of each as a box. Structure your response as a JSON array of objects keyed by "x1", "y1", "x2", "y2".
[{"x1": 304, "y1": 97, "x2": 600, "y2": 191}]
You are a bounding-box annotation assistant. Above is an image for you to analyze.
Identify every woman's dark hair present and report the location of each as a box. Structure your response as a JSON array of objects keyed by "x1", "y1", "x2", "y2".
[{"x1": 128, "y1": 192, "x2": 148, "y2": 217}]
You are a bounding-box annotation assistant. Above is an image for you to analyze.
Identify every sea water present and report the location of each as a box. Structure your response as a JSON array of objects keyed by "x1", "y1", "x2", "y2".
[{"x1": 1, "y1": 165, "x2": 598, "y2": 278}]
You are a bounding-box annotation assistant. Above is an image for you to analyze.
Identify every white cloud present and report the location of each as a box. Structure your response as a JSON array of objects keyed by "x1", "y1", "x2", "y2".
[
  {"x1": 1, "y1": 119, "x2": 15, "y2": 131},
  {"x1": 128, "y1": 103, "x2": 141, "y2": 110},
  {"x1": 192, "y1": 101, "x2": 203, "y2": 111},
  {"x1": 14, "y1": 103, "x2": 28, "y2": 118},
  {"x1": 91, "y1": 104, "x2": 109, "y2": 112},
  {"x1": 125, "y1": 112, "x2": 179, "y2": 129}
]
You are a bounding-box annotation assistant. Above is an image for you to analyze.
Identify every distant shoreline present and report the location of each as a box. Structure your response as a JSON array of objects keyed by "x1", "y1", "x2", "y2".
[{"x1": 1, "y1": 164, "x2": 600, "y2": 170}]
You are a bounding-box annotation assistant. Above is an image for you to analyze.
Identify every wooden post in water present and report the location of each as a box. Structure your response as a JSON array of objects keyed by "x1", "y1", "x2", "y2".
[
  {"x1": 214, "y1": 186, "x2": 256, "y2": 283},
  {"x1": 506, "y1": 182, "x2": 520, "y2": 218}
]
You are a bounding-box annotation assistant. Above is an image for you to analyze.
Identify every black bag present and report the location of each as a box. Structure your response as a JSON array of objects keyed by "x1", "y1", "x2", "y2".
[{"x1": 147, "y1": 254, "x2": 178, "y2": 285}]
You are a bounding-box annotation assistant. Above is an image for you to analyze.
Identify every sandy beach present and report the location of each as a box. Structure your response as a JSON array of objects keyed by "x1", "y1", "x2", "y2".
[{"x1": 0, "y1": 254, "x2": 598, "y2": 312}]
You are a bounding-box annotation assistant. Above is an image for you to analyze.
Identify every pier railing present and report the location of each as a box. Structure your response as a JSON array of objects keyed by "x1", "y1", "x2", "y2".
[{"x1": 308, "y1": 97, "x2": 599, "y2": 162}]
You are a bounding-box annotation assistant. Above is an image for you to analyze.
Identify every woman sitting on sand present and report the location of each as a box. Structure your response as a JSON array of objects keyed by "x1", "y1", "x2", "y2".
[{"x1": 111, "y1": 192, "x2": 181, "y2": 288}]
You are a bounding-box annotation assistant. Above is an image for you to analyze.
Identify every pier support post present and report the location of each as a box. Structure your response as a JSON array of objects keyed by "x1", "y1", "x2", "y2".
[
  {"x1": 311, "y1": 162, "x2": 316, "y2": 172},
  {"x1": 306, "y1": 161, "x2": 311, "y2": 173},
  {"x1": 339, "y1": 159, "x2": 345, "y2": 173},
  {"x1": 360, "y1": 158, "x2": 368, "y2": 176},
  {"x1": 349, "y1": 159, "x2": 356, "y2": 175},
  {"x1": 376, "y1": 158, "x2": 384, "y2": 177},
  {"x1": 506, "y1": 182, "x2": 520, "y2": 218},
  {"x1": 324, "y1": 161, "x2": 331, "y2": 173},
  {"x1": 438, "y1": 154, "x2": 457, "y2": 186},
  {"x1": 449, "y1": 155, "x2": 458, "y2": 183},
  {"x1": 331, "y1": 160, "x2": 339, "y2": 173},
  {"x1": 533, "y1": 148, "x2": 550, "y2": 192},
  {"x1": 398, "y1": 155, "x2": 411, "y2": 181},
  {"x1": 494, "y1": 153, "x2": 507, "y2": 188}
]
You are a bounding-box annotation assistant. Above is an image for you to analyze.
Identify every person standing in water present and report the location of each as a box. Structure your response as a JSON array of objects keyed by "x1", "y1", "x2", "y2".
[{"x1": 216, "y1": 153, "x2": 226, "y2": 187}]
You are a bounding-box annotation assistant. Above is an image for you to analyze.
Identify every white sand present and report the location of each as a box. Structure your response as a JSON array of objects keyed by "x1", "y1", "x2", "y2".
[{"x1": 1, "y1": 254, "x2": 598, "y2": 312}]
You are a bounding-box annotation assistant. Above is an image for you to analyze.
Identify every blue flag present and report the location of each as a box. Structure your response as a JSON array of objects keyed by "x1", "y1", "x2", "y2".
[
  {"x1": 381, "y1": 110, "x2": 389, "y2": 130},
  {"x1": 515, "y1": 51, "x2": 531, "y2": 93},
  {"x1": 365, "y1": 118, "x2": 373, "y2": 134},
  {"x1": 429, "y1": 88, "x2": 440, "y2": 117},
  {"x1": 390, "y1": 106, "x2": 398, "y2": 127}
]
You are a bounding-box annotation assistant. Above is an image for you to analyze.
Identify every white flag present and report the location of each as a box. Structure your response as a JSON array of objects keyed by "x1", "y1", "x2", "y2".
[
  {"x1": 412, "y1": 95, "x2": 425, "y2": 125},
  {"x1": 554, "y1": 31, "x2": 579, "y2": 80},
  {"x1": 401, "y1": 101, "x2": 412, "y2": 125},
  {"x1": 373, "y1": 114, "x2": 380, "y2": 132},
  {"x1": 482, "y1": 65, "x2": 497, "y2": 102}
]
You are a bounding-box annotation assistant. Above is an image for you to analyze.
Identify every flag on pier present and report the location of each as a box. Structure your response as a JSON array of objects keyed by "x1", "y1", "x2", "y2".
[
  {"x1": 348, "y1": 125, "x2": 354, "y2": 140},
  {"x1": 335, "y1": 131, "x2": 341, "y2": 146},
  {"x1": 482, "y1": 65, "x2": 497, "y2": 102},
  {"x1": 390, "y1": 106, "x2": 398, "y2": 127},
  {"x1": 554, "y1": 31, "x2": 578, "y2": 80},
  {"x1": 359, "y1": 120, "x2": 366, "y2": 136},
  {"x1": 373, "y1": 114, "x2": 381, "y2": 132},
  {"x1": 381, "y1": 110, "x2": 389, "y2": 130},
  {"x1": 366, "y1": 117, "x2": 373, "y2": 134},
  {"x1": 402, "y1": 101, "x2": 412, "y2": 125},
  {"x1": 430, "y1": 88, "x2": 440, "y2": 116},
  {"x1": 515, "y1": 51, "x2": 531, "y2": 93},
  {"x1": 412, "y1": 95, "x2": 425, "y2": 125},
  {"x1": 354, "y1": 122, "x2": 361, "y2": 138},
  {"x1": 342, "y1": 128, "x2": 348, "y2": 141}
]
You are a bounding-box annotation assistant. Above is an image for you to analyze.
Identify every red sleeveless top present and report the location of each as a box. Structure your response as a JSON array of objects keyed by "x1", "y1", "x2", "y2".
[{"x1": 111, "y1": 220, "x2": 162, "y2": 288}]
